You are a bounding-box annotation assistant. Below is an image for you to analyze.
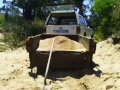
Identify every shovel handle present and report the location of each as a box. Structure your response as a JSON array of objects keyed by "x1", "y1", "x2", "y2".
[{"x1": 44, "y1": 38, "x2": 55, "y2": 85}]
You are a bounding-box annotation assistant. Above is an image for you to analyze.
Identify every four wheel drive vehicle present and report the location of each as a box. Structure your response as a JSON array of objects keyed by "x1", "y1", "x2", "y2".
[
  {"x1": 44, "y1": 10, "x2": 93, "y2": 37},
  {"x1": 25, "y1": 10, "x2": 96, "y2": 71}
]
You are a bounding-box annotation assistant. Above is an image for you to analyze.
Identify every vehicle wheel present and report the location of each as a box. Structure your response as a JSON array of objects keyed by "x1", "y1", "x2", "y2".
[
  {"x1": 84, "y1": 32, "x2": 87, "y2": 36},
  {"x1": 28, "y1": 67, "x2": 37, "y2": 78}
]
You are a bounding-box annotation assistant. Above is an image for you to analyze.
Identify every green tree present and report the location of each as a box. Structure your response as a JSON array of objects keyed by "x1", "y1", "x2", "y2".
[
  {"x1": 10, "y1": 0, "x2": 88, "y2": 20},
  {"x1": 91, "y1": 0, "x2": 120, "y2": 40}
]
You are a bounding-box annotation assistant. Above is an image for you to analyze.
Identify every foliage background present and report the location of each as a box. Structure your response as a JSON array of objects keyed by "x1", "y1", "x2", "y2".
[
  {"x1": 89, "y1": 0, "x2": 120, "y2": 40},
  {"x1": 0, "y1": 0, "x2": 120, "y2": 48}
]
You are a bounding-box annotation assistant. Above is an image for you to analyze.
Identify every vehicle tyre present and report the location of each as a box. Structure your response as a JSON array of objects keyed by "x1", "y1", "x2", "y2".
[{"x1": 84, "y1": 32, "x2": 87, "y2": 36}]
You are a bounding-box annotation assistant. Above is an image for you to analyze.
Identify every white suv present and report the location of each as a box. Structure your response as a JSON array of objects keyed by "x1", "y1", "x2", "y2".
[{"x1": 44, "y1": 10, "x2": 93, "y2": 37}]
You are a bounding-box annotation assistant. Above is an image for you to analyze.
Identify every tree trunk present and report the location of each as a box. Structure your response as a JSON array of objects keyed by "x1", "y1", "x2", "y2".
[
  {"x1": 74, "y1": 0, "x2": 84, "y2": 15},
  {"x1": 23, "y1": 1, "x2": 33, "y2": 20}
]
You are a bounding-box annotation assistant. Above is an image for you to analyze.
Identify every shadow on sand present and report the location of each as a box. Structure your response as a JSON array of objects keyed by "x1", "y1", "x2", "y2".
[{"x1": 28, "y1": 62, "x2": 102, "y2": 81}]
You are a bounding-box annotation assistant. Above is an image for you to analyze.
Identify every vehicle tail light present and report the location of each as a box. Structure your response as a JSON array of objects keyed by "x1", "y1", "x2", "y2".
[
  {"x1": 76, "y1": 26, "x2": 80, "y2": 34},
  {"x1": 25, "y1": 38, "x2": 32, "y2": 52}
]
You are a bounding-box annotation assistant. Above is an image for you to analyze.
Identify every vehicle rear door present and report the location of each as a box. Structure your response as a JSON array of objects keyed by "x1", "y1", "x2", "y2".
[{"x1": 45, "y1": 12, "x2": 78, "y2": 35}]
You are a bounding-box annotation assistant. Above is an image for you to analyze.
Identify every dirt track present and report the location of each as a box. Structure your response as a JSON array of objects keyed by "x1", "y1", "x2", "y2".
[{"x1": 0, "y1": 38, "x2": 120, "y2": 90}]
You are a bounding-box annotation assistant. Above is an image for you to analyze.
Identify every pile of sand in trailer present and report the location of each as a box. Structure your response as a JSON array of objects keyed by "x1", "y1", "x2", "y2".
[{"x1": 37, "y1": 36, "x2": 86, "y2": 51}]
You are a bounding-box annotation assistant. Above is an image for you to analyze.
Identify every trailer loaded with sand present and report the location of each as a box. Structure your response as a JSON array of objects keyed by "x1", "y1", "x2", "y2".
[
  {"x1": 25, "y1": 10, "x2": 96, "y2": 73},
  {"x1": 26, "y1": 34, "x2": 96, "y2": 70}
]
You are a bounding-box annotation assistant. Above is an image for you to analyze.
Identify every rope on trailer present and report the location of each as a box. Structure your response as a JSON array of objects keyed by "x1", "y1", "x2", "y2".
[{"x1": 44, "y1": 38, "x2": 55, "y2": 86}]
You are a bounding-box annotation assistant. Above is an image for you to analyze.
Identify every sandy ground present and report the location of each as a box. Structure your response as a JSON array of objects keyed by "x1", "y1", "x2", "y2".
[{"x1": 0, "y1": 38, "x2": 120, "y2": 90}]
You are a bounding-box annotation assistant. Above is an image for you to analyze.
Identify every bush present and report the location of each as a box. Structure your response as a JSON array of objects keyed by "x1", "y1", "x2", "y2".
[{"x1": 0, "y1": 15, "x2": 44, "y2": 48}]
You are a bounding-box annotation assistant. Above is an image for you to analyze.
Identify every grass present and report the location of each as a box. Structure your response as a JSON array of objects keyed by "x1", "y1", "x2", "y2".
[
  {"x1": 0, "y1": 46, "x2": 7, "y2": 52},
  {"x1": 0, "y1": 13, "x2": 4, "y2": 20},
  {"x1": 0, "y1": 42, "x2": 8, "y2": 52},
  {"x1": 0, "y1": 13, "x2": 5, "y2": 28}
]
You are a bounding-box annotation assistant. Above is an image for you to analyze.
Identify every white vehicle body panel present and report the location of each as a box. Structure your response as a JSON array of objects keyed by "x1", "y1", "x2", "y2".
[{"x1": 45, "y1": 10, "x2": 93, "y2": 37}]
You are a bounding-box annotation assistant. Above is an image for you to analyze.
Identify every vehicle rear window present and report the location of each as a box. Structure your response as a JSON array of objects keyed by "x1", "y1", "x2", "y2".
[{"x1": 47, "y1": 13, "x2": 77, "y2": 25}]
